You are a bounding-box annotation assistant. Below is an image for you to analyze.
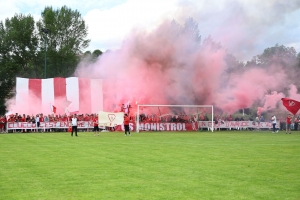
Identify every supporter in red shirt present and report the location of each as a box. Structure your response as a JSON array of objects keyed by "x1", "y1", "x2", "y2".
[
  {"x1": 200, "y1": 115, "x2": 205, "y2": 121},
  {"x1": 124, "y1": 114, "x2": 131, "y2": 136},
  {"x1": 21, "y1": 114, "x2": 26, "y2": 122},
  {"x1": 58, "y1": 114, "x2": 62, "y2": 121},
  {"x1": 93, "y1": 116, "x2": 99, "y2": 136},
  {"x1": 54, "y1": 115, "x2": 59, "y2": 122},
  {"x1": 38, "y1": 114, "x2": 44, "y2": 132},
  {"x1": 20, "y1": 114, "x2": 27, "y2": 132},
  {"x1": 79, "y1": 114, "x2": 85, "y2": 121},
  {"x1": 68, "y1": 114, "x2": 72, "y2": 121},
  {"x1": 61, "y1": 114, "x2": 68, "y2": 122},
  {"x1": 49, "y1": 115, "x2": 55, "y2": 122},
  {"x1": 184, "y1": 115, "x2": 189, "y2": 122},
  {"x1": 0, "y1": 115, "x2": 6, "y2": 133},
  {"x1": 8, "y1": 115, "x2": 15, "y2": 122},
  {"x1": 39, "y1": 114, "x2": 44, "y2": 122},
  {"x1": 83, "y1": 114, "x2": 90, "y2": 121},
  {"x1": 286, "y1": 114, "x2": 292, "y2": 134}
]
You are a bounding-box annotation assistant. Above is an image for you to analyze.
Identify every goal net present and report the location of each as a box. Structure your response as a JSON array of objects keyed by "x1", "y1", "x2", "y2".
[{"x1": 136, "y1": 105, "x2": 214, "y2": 133}]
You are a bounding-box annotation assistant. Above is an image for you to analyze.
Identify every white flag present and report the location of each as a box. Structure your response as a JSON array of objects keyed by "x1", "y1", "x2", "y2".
[{"x1": 98, "y1": 111, "x2": 124, "y2": 127}]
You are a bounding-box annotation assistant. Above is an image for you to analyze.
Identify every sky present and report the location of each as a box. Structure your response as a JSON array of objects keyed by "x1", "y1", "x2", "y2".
[{"x1": 1, "y1": 0, "x2": 300, "y2": 61}]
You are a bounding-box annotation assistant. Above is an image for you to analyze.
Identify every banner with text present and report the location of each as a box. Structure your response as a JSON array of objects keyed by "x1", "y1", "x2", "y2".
[
  {"x1": 6, "y1": 121, "x2": 279, "y2": 131},
  {"x1": 114, "y1": 121, "x2": 279, "y2": 131},
  {"x1": 7, "y1": 121, "x2": 93, "y2": 130}
]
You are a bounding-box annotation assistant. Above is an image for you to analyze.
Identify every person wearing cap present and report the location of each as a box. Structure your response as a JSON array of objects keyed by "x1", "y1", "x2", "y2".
[{"x1": 124, "y1": 113, "x2": 131, "y2": 136}]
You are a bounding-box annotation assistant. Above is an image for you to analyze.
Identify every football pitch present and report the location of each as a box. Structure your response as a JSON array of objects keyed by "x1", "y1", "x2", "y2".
[{"x1": 0, "y1": 131, "x2": 299, "y2": 200}]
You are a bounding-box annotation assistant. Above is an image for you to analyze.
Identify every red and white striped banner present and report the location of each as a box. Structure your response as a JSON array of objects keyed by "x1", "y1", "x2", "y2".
[{"x1": 13, "y1": 77, "x2": 103, "y2": 114}]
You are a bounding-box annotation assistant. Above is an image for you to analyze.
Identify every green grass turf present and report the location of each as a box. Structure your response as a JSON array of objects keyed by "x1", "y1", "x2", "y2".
[{"x1": 0, "y1": 131, "x2": 299, "y2": 200}]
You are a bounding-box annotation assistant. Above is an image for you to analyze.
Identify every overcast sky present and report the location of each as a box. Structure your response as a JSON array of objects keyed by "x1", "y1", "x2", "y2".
[{"x1": 1, "y1": 0, "x2": 300, "y2": 61}]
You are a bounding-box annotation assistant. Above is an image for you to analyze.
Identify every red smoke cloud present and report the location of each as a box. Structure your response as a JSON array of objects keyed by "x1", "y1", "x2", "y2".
[
  {"x1": 75, "y1": 19, "x2": 292, "y2": 114},
  {"x1": 6, "y1": 19, "x2": 298, "y2": 117},
  {"x1": 257, "y1": 91, "x2": 285, "y2": 116}
]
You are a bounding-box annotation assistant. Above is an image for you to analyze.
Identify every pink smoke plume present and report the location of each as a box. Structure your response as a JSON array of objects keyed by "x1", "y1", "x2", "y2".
[
  {"x1": 257, "y1": 91, "x2": 285, "y2": 116},
  {"x1": 287, "y1": 84, "x2": 300, "y2": 100},
  {"x1": 75, "y1": 19, "x2": 292, "y2": 114},
  {"x1": 257, "y1": 85, "x2": 300, "y2": 116},
  {"x1": 5, "y1": 91, "x2": 71, "y2": 116}
]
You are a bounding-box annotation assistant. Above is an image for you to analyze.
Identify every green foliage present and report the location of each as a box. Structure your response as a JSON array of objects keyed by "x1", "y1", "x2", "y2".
[
  {"x1": 297, "y1": 52, "x2": 300, "y2": 68},
  {"x1": 4, "y1": 14, "x2": 39, "y2": 70},
  {"x1": 82, "y1": 49, "x2": 103, "y2": 63},
  {"x1": 84, "y1": 50, "x2": 92, "y2": 57},
  {"x1": 36, "y1": 5, "x2": 90, "y2": 78},
  {"x1": 0, "y1": 6, "x2": 90, "y2": 114},
  {"x1": 251, "y1": 44, "x2": 298, "y2": 67},
  {"x1": 0, "y1": 132, "x2": 299, "y2": 199},
  {"x1": 92, "y1": 49, "x2": 103, "y2": 57},
  {"x1": 0, "y1": 14, "x2": 39, "y2": 114}
]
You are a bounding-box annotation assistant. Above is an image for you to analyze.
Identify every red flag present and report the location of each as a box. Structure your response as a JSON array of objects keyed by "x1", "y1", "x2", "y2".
[
  {"x1": 50, "y1": 104, "x2": 57, "y2": 114},
  {"x1": 281, "y1": 98, "x2": 300, "y2": 115},
  {"x1": 52, "y1": 105, "x2": 57, "y2": 114}
]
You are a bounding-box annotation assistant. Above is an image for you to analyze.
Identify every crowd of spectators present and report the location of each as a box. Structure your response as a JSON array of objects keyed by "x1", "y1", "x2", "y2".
[
  {"x1": 139, "y1": 113, "x2": 210, "y2": 123},
  {"x1": 1, "y1": 111, "x2": 300, "y2": 133},
  {"x1": 0, "y1": 113, "x2": 101, "y2": 133}
]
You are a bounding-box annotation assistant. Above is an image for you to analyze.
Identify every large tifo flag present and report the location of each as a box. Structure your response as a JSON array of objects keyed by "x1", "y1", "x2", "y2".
[
  {"x1": 15, "y1": 77, "x2": 103, "y2": 114},
  {"x1": 98, "y1": 111, "x2": 124, "y2": 127},
  {"x1": 281, "y1": 98, "x2": 300, "y2": 115}
]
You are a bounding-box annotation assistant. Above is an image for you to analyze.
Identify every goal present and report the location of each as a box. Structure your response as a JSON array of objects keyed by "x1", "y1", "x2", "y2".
[{"x1": 136, "y1": 105, "x2": 214, "y2": 133}]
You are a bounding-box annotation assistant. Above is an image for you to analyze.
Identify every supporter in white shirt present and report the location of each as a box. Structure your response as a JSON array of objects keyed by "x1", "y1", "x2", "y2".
[
  {"x1": 44, "y1": 115, "x2": 49, "y2": 132},
  {"x1": 271, "y1": 115, "x2": 278, "y2": 133},
  {"x1": 71, "y1": 114, "x2": 78, "y2": 136},
  {"x1": 35, "y1": 115, "x2": 40, "y2": 132}
]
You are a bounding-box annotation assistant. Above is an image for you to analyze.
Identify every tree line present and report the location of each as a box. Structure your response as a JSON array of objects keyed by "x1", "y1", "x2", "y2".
[{"x1": 0, "y1": 6, "x2": 102, "y2": 114}]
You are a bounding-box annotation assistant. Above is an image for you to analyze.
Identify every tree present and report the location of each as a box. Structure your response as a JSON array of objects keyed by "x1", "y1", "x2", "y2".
[
  {"x1": 36, "y1": 5, "x2": 90, "y2": 78},
  {"x1": 181, "y1": 17, "x2": 201, "y2": 53},
  {"x1": 251, "y1": 44, "x2": 297, "y2": 67},
  {"x1": 297, "y1": 52, "x2": 300, "y2": 68},
  {"x1": 92, "y1": 49, "x2": 103, "y2": 58},
  {"x1": 201, "y1": 35, "x2": 222, "y2": 52},
  {"x1": 81, "y1": 49, "x2": 103, "y2": 63},
  {"x1": 83, "y1": 51, "x2": 92, "y2": 57},
  {"x1": 246, "y1": 44, "x2": 300, "y2": 98},
  {"x1": 0, "y1": 6, "x2": 91, "y2": 114},
  {"x1": 0, "y1": 14, "x2": 39, "y2": 76},
  {"x1": 183, "y1": 17, "x2": 201, "y2": 44},
  {"x1": 224, "y1": 53, "x2": 245, "y2": 74},
  {"x1": 0, "y1": 14, "x2": 38, "y2": 114}
]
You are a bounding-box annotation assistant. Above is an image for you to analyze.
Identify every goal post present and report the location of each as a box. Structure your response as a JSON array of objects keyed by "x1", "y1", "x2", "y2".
[{"x1": 136, "y1": 105, "x2": 214, "y2": 133}]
